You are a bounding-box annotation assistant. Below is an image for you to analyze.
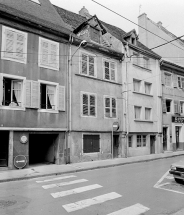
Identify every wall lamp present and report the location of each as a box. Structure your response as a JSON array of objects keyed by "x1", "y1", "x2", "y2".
[{"x1": 71, "y1": 40, "x2": 87, "y2": 60}]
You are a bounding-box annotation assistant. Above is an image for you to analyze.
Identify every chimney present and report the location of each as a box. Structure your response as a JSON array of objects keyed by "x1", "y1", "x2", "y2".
[{"x1": 79, "y1": 6, "x2": 91, "y2": 19}]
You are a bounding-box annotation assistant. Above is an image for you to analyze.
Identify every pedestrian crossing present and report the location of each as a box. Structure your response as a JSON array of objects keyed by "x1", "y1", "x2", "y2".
[{"x1": 36, "y1": 174, "x2": 150, "y2": 214}]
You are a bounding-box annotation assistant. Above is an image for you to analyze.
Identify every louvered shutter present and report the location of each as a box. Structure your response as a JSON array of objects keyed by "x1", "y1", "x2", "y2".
[
  {"x1": 50, "y1": 43, "x2": 59, "y2": 70},
  {"x1": 162, "y1": 99, "x2": 167, "y2": 113},
  {"x1": 110, "y1": 62, "x2": 115, "y2": 81},
  {"x1": 173, "y1": 74, "x2": 178, "y2": 88},
  {"x1": 15, "y1": 33, "x2": 24, "y2": 60},
  {"x1": 161, "y1": 71, "x2": 165, "y2": 85},
  {"x1": 25, "y1": 80, "x2": 31, "y2": 108},
  {"x1": 4, "y1": 29, "x2": 14, "y2": 58},
  {"x1": 58, "y1": 86, "x2": 65, "y2": 111},
  {"x1": 89, "y1": 56, "x2": 95, "y2": 76},
  {"x1": 90, "y1": 95, "x2": 95, "y2": 116},
  {"x1": 31, "y1": 81, "x2": 39, "y2": 108},
  {"x1": 174, "y1": 100, "x2": 179, "y2": 114},
  {"x1": 83, "y1": 94, "x2": 88, "y2": 115},
  {"x1": 0, "y1": 75, "x2": 3, "y2": 106},
  {"x1": 105, "y1": 97, "x2": 110, "y2": 117},
  {"x1": 82, "y1": 54, "x2": 87, "y2": 74},
  {"x1": 41, "y1": 40, "x2": 49, "y2": 65}
]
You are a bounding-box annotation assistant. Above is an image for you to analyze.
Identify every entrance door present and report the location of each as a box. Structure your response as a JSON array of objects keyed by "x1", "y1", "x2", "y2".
[
  {"x1": 113, "y1": 135, "x2": 119, "y2": 158},
  {"x1": 175, "y1": 126, "x2": 180, "y2": 150},
  {"x1": 150, "y1": 135, "x2": 155, "y2": 154},
  {"x1": 0, "y1": 131, "x2": 9, "y2": 167},
  {"x1": 163, "y1": 127, "x2": 167, "y2": 151}
]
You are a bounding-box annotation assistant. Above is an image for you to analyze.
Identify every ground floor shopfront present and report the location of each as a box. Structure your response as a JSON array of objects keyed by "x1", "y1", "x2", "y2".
[{"x1": 0, "y1": 130, "x2": 66, "y2": 169}]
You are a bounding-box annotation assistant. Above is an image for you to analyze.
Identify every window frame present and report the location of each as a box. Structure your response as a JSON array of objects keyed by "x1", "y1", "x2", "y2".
[
  {"x1": 128, "y1": 135, "x2": 133, "y2": 147},
  {"x1": 38, "y1": 37, "x2": 59, "y2": 71},
  {"x1": 104, "y1": 95, "x2": 117, "y2": 119},
  {"x1": 133, "y1": 78, "x2": 141, "y2": 93},
  {"x1": 82, "y1": 133, "x2": 101, "y2": 154},
  {"x1": 134, "y1": 105, "x2": 142, "y2": 120},
  {"x1": 164, "y1": 72, "x2": 172, "y2": 87},
  {"x1": 81, "y1": 91, "x2": 97, "y2": 118},
  {"x1": 165, "y1": 99, "x2": 172, "y2": 113},
  {"x1": 137, "y1": 135, "x2": 147, "y2": 147},
  {"x1": 38, "y1": 80, "x2": 59, "y2": 113},
  {"x1": 103, "y1": 58, "x2": 117, "y2": 82},
  {"x1": 145, "y1": 107, "x2": 152, "y2": 121},
  {"x1": 0, "y1": 73, "x2": 26, "y2": 110},
  {"x1": 1, "y1": 25, "x2": 27, "y2": 64},
  {"x1": 144, "y1": 82, "x2": 152, "y2": 95}
]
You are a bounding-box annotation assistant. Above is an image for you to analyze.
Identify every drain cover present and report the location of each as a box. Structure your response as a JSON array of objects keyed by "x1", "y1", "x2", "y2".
[{"x1": 0, "y1": 200, "x2": 17, "y2": 208}]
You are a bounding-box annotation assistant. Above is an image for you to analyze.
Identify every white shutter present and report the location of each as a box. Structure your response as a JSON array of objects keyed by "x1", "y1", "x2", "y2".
[
  {"x1": 58, "y1": 86, "x2": 65, "y2": 111},
  {"x1": 173, "y1": 74, "x2": 178, "y2": 88},
  {"x1": 25, "y1": 80, "x2": 31, "y2": 108},
  {"x1": 31, "y1": 81, "x2": 39, "y2": 108},
  {"x1": 0, "y1": 75, "x2": 3, "y2": 106},
  {"x1": 49, "y1": 43, "x2": 59, "y2": 70},
  {"x1": 15, "y1": 33, "x2": 24, "y2": 60},
  {"x1": 4, "y1": 29, "x2": 14, "y2": 58},
  {"x1": 41, "y1": 40, "x2": 49, "y2": 65}
]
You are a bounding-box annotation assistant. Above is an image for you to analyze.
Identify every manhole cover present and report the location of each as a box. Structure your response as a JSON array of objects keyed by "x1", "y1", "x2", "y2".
[{"x1": 0, "y1": 200, "x2": 17, "y2": 208}]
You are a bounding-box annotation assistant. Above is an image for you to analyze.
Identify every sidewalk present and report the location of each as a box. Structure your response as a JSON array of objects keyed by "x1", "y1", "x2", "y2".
[{"x1": 0, "y1": 151, "x2": 184, "y2": 183}]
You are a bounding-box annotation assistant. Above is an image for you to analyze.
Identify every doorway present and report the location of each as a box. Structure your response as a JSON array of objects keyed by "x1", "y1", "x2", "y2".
[
  {"x1": 163, "y1": 127, "x2": 167, "y2": 151},
  {"x1": 0, "y1": 131, "x2": 9, "y2": 167},
  {"x1": 113, "y1": 135, "x2": 119, "y2": 158},
  {"x1": 150, "y1": 135, "x2": 155, "y2": 154}
]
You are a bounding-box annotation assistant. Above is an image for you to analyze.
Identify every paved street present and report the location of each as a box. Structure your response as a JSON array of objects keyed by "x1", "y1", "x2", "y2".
[{"x1": 0, "y1": 157, "x2": 184, "y2": 215}]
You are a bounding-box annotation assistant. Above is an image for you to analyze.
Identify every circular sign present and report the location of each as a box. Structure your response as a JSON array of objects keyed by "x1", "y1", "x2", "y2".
[
  {"x1": 14, "y1": 155, "x2": 27, "y2": 169},
  {"x1": 113, "y1": 122, "x2": 119, "y2": 131},
  {"x1": 20, "y1": 135, "x2": 28, "y2": 144}
]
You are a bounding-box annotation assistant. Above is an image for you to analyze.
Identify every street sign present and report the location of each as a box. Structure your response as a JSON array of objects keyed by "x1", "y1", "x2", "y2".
[
  {"x1": 14, "y1": 155, "x2": 27, "y2": 169},
  {"x1": 113, "y1": 122, "x2": 119, "y2": 131}
]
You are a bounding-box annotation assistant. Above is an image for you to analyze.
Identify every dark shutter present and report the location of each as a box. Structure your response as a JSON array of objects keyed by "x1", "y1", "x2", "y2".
[
  {"x1": 83, "y1": 135, "x2": 99, "y2": 153},
  {"x1": 92, "y1": 135, "x2": 100, "y2": 152}
]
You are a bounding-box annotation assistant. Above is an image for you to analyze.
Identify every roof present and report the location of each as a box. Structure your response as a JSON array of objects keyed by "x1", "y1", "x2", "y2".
[
  {"x1": 0, "y1": 0, "x2": 71, "y2": 35},
  {"x1": 54, "y1": 5, "x2": 160, "y2": 59}
]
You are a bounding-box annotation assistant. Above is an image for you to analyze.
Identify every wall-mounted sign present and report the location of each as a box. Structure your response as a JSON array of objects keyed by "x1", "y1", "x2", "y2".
[
  {"x1": 172, "y1": 116, "x2": 184, "y2": 123},
  {"x1": 113, "y1": 122, "x2": 119, "y2": 131},
  {"x1": 20, "y1": 135, "x2": 28, "y2": 144},
  {"x1": 14, "y1": 155, "x2": 27, "y2": 169}
]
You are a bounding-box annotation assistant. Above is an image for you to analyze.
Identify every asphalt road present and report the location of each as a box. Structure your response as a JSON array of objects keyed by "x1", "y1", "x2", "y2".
[{"x1": 0, "y1": 156, "x2": 184, "y2": 215}]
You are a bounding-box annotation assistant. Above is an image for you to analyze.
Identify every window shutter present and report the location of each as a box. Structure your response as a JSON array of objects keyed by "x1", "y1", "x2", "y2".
[
  {"x1": 0, "y1": 75, "x2": 3, "y2": 106},
  {"x1": 181, "y1": 77, "x2": 184, "y2": 89},
  {"x1": 4, "y1": 29, "x2": 14, "y2": 58},
  {"x1": 105, "y1": 97, "x2": 110, "y2": 117},
  {"x1": 89, "y1": 56, "x2": 95, "y2": 76},
  {"x1": 50, "y1": 43, "x2": 58, "y2": 69},
  {"x1": 162, "y1": 99, "x2": 167, "y2": 113},
  {"x1": 82, "y1": 54, "x2": 87, "y2": 75},
  {"x1": 178, "y1": 77, "x2": 181, "y2": 88},
  {"x1": 174, "y1": 100, "x2": 179, "y2": 114},
  {"x1": 15, "y1": 33, "x2": 24, "y2": 60},
  {"x1": 90, "y1": 95, "x2": 96, "y2": 116},
  {"x1": 173, "y1": 74, "x2": 178, "y2": 88},
  {"x1": 31, "y1": 81, "x2": 39, "y2": 108},
  {"x1": 92, "y1": 135, "x2": 100, "y2": 152},
  {"x1": 25, "y1": 80, "x2": 31, "y2": 108},
  {"x1": 161, "y1": 72, "x2": 165, "y2": 85},
  {"x1": 41, "y1": 40, "x2": 49, "y2": 65},
  {"x1": 83, "y1": 94, "x2": 88, "y2": 115},
  {"x1": 58, "y1": 86, "x2": 65, "y2": 111}
]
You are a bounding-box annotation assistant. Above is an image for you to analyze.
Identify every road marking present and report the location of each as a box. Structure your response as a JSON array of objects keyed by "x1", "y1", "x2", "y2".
[
  {"x1": 51, "y1": 184, "x2": 102, "y2": 198},
  {"x1": 42, "y1": 179, "x2": 88, "y2": 189},
  {"x1": 156, "y1": 183, "x2": 184, "y2": 195},
  {"x1": 165, "y1": 175, "x2": 174, "y2": 180},
  {"x1": 106, "y1": 203, "x2": 150, "y2": 215},
  {"x1": 36, "y1": 175, "x2": 76, "y2": 183},
  {"x1": 154, "y1": 170, "x2": 170, "y2": 188},
  {"x1": 62, "y1": 192, "x2": 122, "y2": 212}
]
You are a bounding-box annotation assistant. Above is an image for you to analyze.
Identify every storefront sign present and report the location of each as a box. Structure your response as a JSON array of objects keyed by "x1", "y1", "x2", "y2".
[
  {"x1": 172, "y1": 116, "x2": 184, "y2": 123},
  {"x1": 14, "y1": 155, "x2": 27, "y2": 169}
]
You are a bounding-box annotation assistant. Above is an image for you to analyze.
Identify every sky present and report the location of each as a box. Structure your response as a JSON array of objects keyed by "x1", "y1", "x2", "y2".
[{"x1": 50, "y1": 0, "x2": 184, "y2": 37}]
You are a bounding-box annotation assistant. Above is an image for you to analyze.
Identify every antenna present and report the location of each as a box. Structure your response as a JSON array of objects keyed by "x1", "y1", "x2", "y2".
[{"x1": 139, "y1": 4, "x2": 142, "y2": 15}]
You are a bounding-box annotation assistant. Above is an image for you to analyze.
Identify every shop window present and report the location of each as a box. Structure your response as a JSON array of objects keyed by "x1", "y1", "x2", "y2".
[
  {"x1": 104, "y1": 96, "x2": 117, "y2": 118},
  {"x1": 103, "y1": 60, "x2": 116, "y2": 82},
  {"x1": 1, "y1": 26, "x2": 27, "y2": 64},
  {"x1": 137, "y1": 135, "x2": 146, "y2": 147},
  {"x1": 83, "y1": 134, "x2": 100, "y2": 153},
  {"x1": 133, "y1": 79, "x2": 141, "y2": 92},
  {"x1": 81, "y1": 53, "x2": 96, "y2": 77},
  {"x1": 82, "y1": 92, "x2": 96, "y2": 117}
]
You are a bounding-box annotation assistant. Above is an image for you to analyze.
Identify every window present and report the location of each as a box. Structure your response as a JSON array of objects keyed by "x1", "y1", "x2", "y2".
[
  {"x1": 83, "y1": 134, "x2": 100, "y2": 153},
  {"x1": 143, "y1": 57, "x2": 149, "y2": 69},
  {"x1": 137, "y1": 135, "x2": 147, "y2": 147},
  {"x1": 163, "y1": 99, "x2": 172, "y2": 113},
  {"x1": 82, "y1": 92, "x2": 96, "y2": 117},
  {"x1": 180, "y1": 101, "x2": 184, "y2": 114},
  {"x1": 133, "y1": 52, "x2": 140, "y2": 66},
  {"x1": 133, "y1": 79, "x2": 141, "y2": 92},
  {"x1": 145, "y1": 82, "x2": 152, "y2": 95},
  {"x1": 134, "y1": 106, "x2": 141, "y2": 119},
  {"x1": 90, "y1": 27, "x2": 100, "y2": 44},
  {"x1": 164, "y1": 73, "x2": 172, "y2": 87},
  {"x1": 39, "y1": 81, "x2": 65, "y2": 112},
  {"x1": 1, "y1": 26, "x2": 27, "y2": 64},
  {"x1": 104, "y1": 96, "x2": 117, "y2": 118},
  {"x1": 145, "y1": 108, "x2": 151, "y2": 120},
  {"x1": 128, "y1": 136, "x2": 132, "y2": 147},
  {"x1": 103, "y1": 60, "x2": 116, "y2": 81},
  {"x1": 39, "y1": 37, "x2": 59, "y2": 70},
  {"x1": 178, "y1": 76, "x2": 184, "y2": 89},
  {"x1": 2, "y1": 77, "x2": 23, "y2": 107},
  {"x1": 81, "y1": 53, "x2": 95, "y2": 77}
]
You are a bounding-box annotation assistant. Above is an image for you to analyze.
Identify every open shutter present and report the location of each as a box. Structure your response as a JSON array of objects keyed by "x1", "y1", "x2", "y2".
[
  {"x1": 31, "y1": 81, "x2": 39, "y2": 108},
  {"x1": 174, "y1": 100, "x2": 179, "y2": 114},
  {"x1": 161, "y1": 71, "x2": 165, "y2": 85},
  {"x1": 4, "y1": 29, "x2": 14, "y2": 59},
  {"x1": 173, "y1": 74, "x2": 178, "y2": 88},
  {"x1": 0, "y1": 75, "x2": 3, "y2": 106},
  {"x1": 25, "y1": 80, "x2": 31, "y2": 108},
  {"x1": 58, "y1": 86, "x2": 65, "y2": 111},
  {"x1": 83, "y1": 94, "x2": 88, "y2": 115},
  {"x1": 162, "y1": 99, "x2": 167, "y2": 113}
]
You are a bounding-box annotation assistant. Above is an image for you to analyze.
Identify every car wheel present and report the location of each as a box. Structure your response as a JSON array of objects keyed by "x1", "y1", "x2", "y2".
[{"x1": 175, "y1": 178, "x2": 184, "y2": 184}]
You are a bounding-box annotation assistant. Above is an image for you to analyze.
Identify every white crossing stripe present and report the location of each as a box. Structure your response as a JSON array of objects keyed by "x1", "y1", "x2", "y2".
[
  {"x1": 106, "y1": 203, "x2": 150, "y2": 215},
  {"x1": 36, "y1": 175, "x2": 76, "y2": 183},
  {"x1": 62, "y1": 192, "x2": 122, "y2": 212},
  {"x1": 42, "y1": 179, "x2": 88, "y2": 189},
  {"x1": 165, "y1": 175, "x2": 174, "y2": 180},
  {"x1": 51, "y1": 184, "x2": 102, "y2": 198}
]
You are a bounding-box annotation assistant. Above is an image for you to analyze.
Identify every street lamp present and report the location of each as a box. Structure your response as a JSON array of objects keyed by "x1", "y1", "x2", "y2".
[{"x1": 65, "y1": 39, "x2": 87, "y2": 164}]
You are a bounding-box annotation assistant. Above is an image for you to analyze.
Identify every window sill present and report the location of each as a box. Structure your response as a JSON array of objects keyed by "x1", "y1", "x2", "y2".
[
  {"x1": 133, "y1": 64, "x2": 152, "y2": 72},
  {"x1": 133, "y1": 91, "x2": 153, "y2": 97},
  {"x1": 81, "y1": 115, "x2": 97, "y2": 118},
  {"x1": 82, "y1": 152, "x2": 100, "y2": 155},
  {"x1": 134, "y1": 119, "x2": 153, "y2": 123},
  {"x1": 38, "y1": 109, "x2": 59, "y2": 114},
  {"x1": 0, "y1": 106, "x2": 26, "y2": 111}
]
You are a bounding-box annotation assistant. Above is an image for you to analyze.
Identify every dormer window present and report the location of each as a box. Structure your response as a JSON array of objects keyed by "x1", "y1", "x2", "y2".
[
  {"x1": 90, "y1": 27, "x2": 100, "y2": 44},
  {"x1": 131, "y1": 37, "x2": 136, "y2": 45}
]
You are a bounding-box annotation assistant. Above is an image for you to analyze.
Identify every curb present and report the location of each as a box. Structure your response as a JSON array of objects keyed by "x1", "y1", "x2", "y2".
[{"x1": 0, "y1": 153, "x2": 184, "y2": 183}]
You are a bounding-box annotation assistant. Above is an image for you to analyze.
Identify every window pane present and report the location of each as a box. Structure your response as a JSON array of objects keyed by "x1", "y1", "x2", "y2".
[
  {"x1": 145, "y1": 108, "x2": 151, "y2": 120},
  {"x1": 133, "y1": 80, "x2": 140, "y2": 92},
  {"x1": 83, "y1": 94, "x2": 88, "y2": 115},
  {"x1": 142, "y1": 135, "x2": 146, "y2": 146},
  {"x1": 90, "y1": 95, "x2": 95, "y2": 116},
  {"x1": 104, "y1": 61, "x2": 110, "y2": 80},
  {"x1": 145, "y1": 83, "x2": 151, "y2": 94},
  {"x1": 128, "y1": 136, "x2": 132, "y2": 147},
  {"x1": 135, "y1": 106, "x2": 141, "y2": 119}
]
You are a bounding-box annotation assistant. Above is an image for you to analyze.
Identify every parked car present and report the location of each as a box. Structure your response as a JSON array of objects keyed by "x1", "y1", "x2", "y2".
[{"x1": 170, "y1": 160, "x2": 184, "y2": 184}]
